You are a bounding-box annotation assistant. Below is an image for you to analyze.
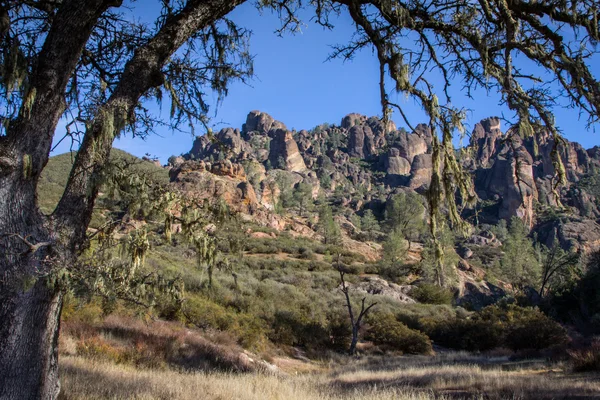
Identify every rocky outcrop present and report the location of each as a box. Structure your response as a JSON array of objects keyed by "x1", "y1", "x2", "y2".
[
  {"x1": 456, "y1": 269, "x2": 507, "y2": 311},
  {"x1": 211, "y1": 160, "x2": 246, "y2": 180},
  {"x1": 409, "y1": 154, "x2": 433, "y2": 192},
  {"x1": 347, "y1": 124, "x2": 376, "y2": 158},
  {"x1": 537, "y1": 217, "x2": 600, "y2": 253},
  {"x1": 383, "y1": 148, "x2": 411, "y2": 176},
  {"x1": 243, "y1": 110, "x2": 286, "y2": 135},
  {"x1": 470, "y1": 117, "x2": 503, "y2": 167},
  {"x1": 268, "y1": 129, "x2": 307, "y2": 172},
  {"x1": 169, "y1": 160, "x2": 258, "y2": 214},
  {"x1": 178, "y1": 110, "x2": 600, "y2": 235},
  {"x1": 345, "y1": 276, "x2": 416, "y2": 304},
  {"x1": 393, "y1": 131, "x2": 428, "y2": 163},
  {"x1": 413, "y1": 123, "x2": 433, "y2": 148},
  {"x1": 341, "y1": 113, "x2": 367, "y2": 129}
]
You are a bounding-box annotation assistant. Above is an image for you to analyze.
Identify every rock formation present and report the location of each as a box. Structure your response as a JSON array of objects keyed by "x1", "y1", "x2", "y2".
[
  {"x1": 174, "y1": 110, "x2": 600, "y2": 250},
  {"x1": 268, "y1": 129, "x2": 307, "y2": 172}
]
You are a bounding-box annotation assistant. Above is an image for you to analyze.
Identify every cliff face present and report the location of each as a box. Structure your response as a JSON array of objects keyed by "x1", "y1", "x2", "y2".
[{"x1": 178, "y1": 110, "x2": 600, "y2": 252}]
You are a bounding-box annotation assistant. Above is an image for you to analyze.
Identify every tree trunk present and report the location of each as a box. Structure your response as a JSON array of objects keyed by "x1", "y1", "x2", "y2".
[
  {"x1": 348, "y1": 326, "x2": 360, "y2": 355},
  {"x1": 0, "y1": 1, "x2": 126, "y2": 397},
  {"x1": 0, "y1": 281, "x2": 63, "y2": 400},
  {"x1": 0, "y1": 1, "x2": 245, "y2": 398}
]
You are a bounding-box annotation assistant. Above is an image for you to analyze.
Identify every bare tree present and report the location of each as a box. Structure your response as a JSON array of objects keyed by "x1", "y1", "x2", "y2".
[{"x1": 335, "y1": 254, "x2": 377, "y2": 355}]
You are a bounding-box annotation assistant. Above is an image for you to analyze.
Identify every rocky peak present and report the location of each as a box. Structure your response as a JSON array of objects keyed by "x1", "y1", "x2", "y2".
[
  {"x1": 348, "y1": 124, "x2": 376, "y2": 158},
  {"x1": 469, "y1": 117, "x2": 503, "y2": 167},
  {"x1": 243, "y1": 110, "x2": 287, "y2": 136},
  {"x1": 341, "y1": 113, "x2": 367, "y2": 129},
  {"x1": 176, "y1": 110, "x2": 600, "y2": 236}
]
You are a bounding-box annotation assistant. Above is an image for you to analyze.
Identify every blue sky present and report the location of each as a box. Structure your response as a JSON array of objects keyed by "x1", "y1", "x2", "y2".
[{"x1": 53, "y1": 2, "x2": 599, "y2": 162}]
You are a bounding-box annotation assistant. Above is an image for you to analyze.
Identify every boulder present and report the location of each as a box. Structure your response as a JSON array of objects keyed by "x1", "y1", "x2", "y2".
[
  {"x1": 211, "y1": 160, "x2": 246, "y2": 180},
  {"x1": 383, "y1": 148, "x2": 411, "y2": 175},
  {"x1": 413, "y1": 123, "x2": 433, "y2": 148},
  {"x1": 345, "y1": 277, "x2": 416, "y2": 304},
  {"x1": 469, "y1": 117, "x2": 503, "y2": 167},
  {"x1": 541, "y1": 218, "x2": 600, "y2": 253},
  {"x1": 244, "y1": 110, "x2": 271, "y2": 133},
  {"x1": 347, "y1": 124, "x2": 375, "y2": 158}
]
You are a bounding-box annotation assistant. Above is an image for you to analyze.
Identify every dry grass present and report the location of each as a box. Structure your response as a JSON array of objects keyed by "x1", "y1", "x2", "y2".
[
  {"x1": 58, "y1": 352, "x2": 600, "y2": 400},
  {"x1": 58, "y1": 356, "x2": 437, "y2": 400},
  {"x1": 60, "y1": 315, "x2": 265, "y2": 372},
  {"x1": 329, "y1": 354, "x2": 600, "y2": 399}
]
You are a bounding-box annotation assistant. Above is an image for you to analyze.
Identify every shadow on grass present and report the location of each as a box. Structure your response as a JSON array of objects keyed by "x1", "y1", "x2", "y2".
[{"x1": 325, "y1": 355, "x2": 600, "y2": 400}]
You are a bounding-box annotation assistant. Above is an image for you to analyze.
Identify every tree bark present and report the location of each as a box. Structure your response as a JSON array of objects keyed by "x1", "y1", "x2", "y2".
[
  {"x1": 0, "y1": 1, "x2": 117, "y2": 398},
  {"x1": 1, "y1": 1, "x2": 245, "y2": 398}
]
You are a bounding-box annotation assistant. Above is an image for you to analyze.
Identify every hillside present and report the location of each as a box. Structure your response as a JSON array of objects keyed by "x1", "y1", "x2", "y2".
[{"x1": 42, "y1": 113, "x2": 600, "y2": 399}]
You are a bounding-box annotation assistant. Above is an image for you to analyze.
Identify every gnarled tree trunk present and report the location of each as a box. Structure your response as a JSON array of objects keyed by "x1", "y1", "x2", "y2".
[
  {"x1": 0, "y1": 1, "x2": 244, "y2": 398},
  {"x1": 0, "y1": 1, "x2": 117, "y2": 397}
]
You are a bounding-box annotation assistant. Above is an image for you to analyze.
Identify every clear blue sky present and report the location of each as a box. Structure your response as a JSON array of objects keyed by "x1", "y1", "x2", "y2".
[{"x1": 52, "y1": 2, "x2": 599, "y2": 163}]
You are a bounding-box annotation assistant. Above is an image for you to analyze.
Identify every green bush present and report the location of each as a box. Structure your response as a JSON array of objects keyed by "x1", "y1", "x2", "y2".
[
  {"x1": 184, "y1": 295, "x2": 233, "y2": 331},
  {"x1": 411, "y1": 283, "x2": 454, "y2": 305},
  {"x1": 366, "y1": 313, "x2": 432, "y2": 354},
  {"x1": 503, "y1": 306, "x2": 568, "y2": 351},
  {"x1": 418, "y1": 304, "x2": 568, "y2": 352},
  {"x1": 269, "y1": 310, "x2": 329, "y2": 348}
]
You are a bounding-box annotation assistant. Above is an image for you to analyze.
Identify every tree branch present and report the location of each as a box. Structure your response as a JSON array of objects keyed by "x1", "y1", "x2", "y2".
[{"x1": 54, "y1": 0, "x2": 246, "y2": 249}]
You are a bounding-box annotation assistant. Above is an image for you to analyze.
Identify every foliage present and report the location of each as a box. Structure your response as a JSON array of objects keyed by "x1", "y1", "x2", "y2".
[
  {"x1": 293, "y1": 182, "x2": 314, "y2": 217},
  {"x1": 382, "y1": 229, "x2": 408, "y2": 264},
  {"x1": 537, "y1": 239, "x2": 581, "y2": 298},
  {"x1": 411, "y1": 283, "x2": 454, "y2": 305},
  {"x1": 366, "y1": 312, "x2": 432, "y2": 354},
  {"x1": 499, "y1": 217, "x2": 540, "y2": 289},
  {"x1": 360, "y1": 209, "x2": 380, "y2": 241},
  {"x1": 384, "y1": 192, "x2": 426, "y2": 243},
  {"x1": 568, "y1": 340, "x2": 600, "y2": 372},
  {"x1": 421, "y1": 304, "x2": 568, "y2": 351},
  {"x1": 318, "y1": 204, "x2": 342, "y2": 246},
  {"x1": 419, "y1": 225, "x2": 458, "y2": 287}
]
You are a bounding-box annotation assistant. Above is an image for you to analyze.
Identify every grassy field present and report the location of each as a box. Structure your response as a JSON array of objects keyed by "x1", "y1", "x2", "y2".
[{"x1": 58, "y1": 353, "x2": 600, "y2": 400}]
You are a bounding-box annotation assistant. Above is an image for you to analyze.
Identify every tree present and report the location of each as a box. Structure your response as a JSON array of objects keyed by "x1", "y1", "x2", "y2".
[
  {"x1": 538, "y1": 239, "x2": 580, "y2": 298},
  {"x1": 420, "y1": 224, "x2": 459, "y2": 287},
  {"x1": 335, "y1": 254, "x2": 376, "y2": 355},
  {"x1": 1, "y1": 0, "x2": 599, "y2": 397},
  {"x1": 0, "y1": 1, "x2": 249, "y2": 397},
  {"x1": 293, "y1": 182, "x2": 314, "y2": 217},
  {"x1": 318, "y1": 203, "x2": 342, "y2": 245},
  {"x1": 382, "y1": 229, "x2": 408, "y2": 265},
  {"x1": 385, "y1": 191, "x2": 426, "y2": 248},
  {"x1": 361, "y1": 209, "x2": 380, "y2": 240},
  {"x1": 500, "y1": 217, "x2": 540, "y2": 289}
]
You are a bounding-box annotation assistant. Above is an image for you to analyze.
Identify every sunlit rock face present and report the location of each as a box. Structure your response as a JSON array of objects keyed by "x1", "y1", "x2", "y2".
[
  {"x1": 268, "y1": 129, "x2": 307, "y2": 172},
  {"x1": 178, "y1": 110, "x2": 600, "y2": 237}
]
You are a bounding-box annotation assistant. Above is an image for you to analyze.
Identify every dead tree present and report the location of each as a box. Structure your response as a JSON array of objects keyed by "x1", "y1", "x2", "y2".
[{"x1": 335, "y1": 254, "x2": 377, "y2": 355}]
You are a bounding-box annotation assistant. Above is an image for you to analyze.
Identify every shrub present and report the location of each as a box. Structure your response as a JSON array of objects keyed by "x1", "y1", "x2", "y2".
[
  {"x1": 416, "y1": 304, "x2": 568, "y2": 352},
  {"x1": 296, "y1": 247, "x2": 315, "y2": 260},
  {"x1": 504, "y1": 306, "x2": 569, "y2": 351},
  {"x1": 366, "y1": 313, "x2": 432, "y2": 354},
  {"x1": 76, "y1": 336, "x2": 126, "y2": 364},
  {"x1": 569, "y1": 340, "x2": 600, "y2": 372},
  {"x1": 411, "y1": 283, "x2": 454, "y2": 305},
  {"x1": 184, "y1": 295, "x2": 234, "y2": 331}
]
